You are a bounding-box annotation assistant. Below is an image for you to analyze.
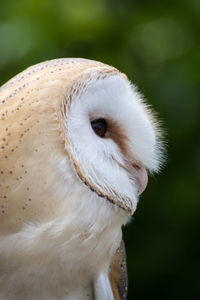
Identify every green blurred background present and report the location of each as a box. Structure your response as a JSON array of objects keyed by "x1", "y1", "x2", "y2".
[{"x1": 0, "y1": 0, "x2": 199, "y2": 298}]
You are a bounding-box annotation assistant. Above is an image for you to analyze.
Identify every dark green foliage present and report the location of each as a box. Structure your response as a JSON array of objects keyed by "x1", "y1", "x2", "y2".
[{"x1": 0, "y1": 1, "x2": 199, "y2": 298}]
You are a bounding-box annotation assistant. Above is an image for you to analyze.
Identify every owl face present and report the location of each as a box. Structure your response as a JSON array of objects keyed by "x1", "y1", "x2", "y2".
[{"x1": 61, "y1": 68, "x2": 162, "y2": 215}]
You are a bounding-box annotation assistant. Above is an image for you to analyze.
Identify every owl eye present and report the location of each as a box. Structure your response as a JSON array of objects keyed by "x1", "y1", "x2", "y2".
[{"x1": 91, "y1": 118, "x2": 107, "y2": 138}]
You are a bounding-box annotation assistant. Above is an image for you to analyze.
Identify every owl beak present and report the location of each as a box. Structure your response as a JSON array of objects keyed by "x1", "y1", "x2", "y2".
[
  {"x1": 133, "y1": 164, "x2": 148, "y2": 195},
  {"x1": 127, "y1": 163, "x2": 148, "y2": 195}
]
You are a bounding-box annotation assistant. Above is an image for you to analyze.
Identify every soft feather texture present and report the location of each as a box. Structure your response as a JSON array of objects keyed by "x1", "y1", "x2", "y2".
[
  {"x1": 65, "y1": 74, "x2": 162, "y2": 213},
  {"x1": 0, "y1": 58, "x2": 164, "y2": 299}
]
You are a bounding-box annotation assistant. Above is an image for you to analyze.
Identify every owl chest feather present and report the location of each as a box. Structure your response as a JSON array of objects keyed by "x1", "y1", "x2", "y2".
[{"x1": 0, "y1": 205, "x2": 123, "y2": 299}]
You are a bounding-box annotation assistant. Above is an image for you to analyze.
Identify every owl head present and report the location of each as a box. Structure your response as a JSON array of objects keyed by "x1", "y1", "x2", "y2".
[{"x1": 0, "y1": 58, "x2": 164, "y2": 233}]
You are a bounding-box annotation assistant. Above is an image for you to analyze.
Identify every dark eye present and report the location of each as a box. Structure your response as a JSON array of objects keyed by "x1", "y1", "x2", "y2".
[{"x1": 91, "y1": 118, "x2": 107, "y2": 138}]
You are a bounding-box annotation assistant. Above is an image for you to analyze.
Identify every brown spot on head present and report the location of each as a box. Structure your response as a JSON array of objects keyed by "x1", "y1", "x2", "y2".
[
  {"x1": 90, "y1": 116, "x2": 129, "y2": 157},
  {"x1": 105, "y1": 119, "x2": 129, "y2": 157}
]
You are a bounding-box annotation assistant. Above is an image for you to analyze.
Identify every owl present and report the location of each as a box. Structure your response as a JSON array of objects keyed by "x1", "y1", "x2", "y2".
[{"x1": 0, "y1": 58, "x2": 164, "y2": 300}]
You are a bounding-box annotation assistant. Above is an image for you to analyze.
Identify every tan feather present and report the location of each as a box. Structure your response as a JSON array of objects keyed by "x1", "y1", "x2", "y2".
[{"x1": 109, "y1": 240, "x2": 128, "y2": 300}]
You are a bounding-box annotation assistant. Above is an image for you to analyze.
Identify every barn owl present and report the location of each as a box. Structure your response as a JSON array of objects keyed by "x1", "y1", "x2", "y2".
[{"x1": 0, "y1": 58, "x2": 163, "y2": 300}]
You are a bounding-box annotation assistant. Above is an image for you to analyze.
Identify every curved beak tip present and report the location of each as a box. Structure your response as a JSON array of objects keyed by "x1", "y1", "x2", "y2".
[{"x1": 137, "y1": 166, "x2": 148, "y2": 195}]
